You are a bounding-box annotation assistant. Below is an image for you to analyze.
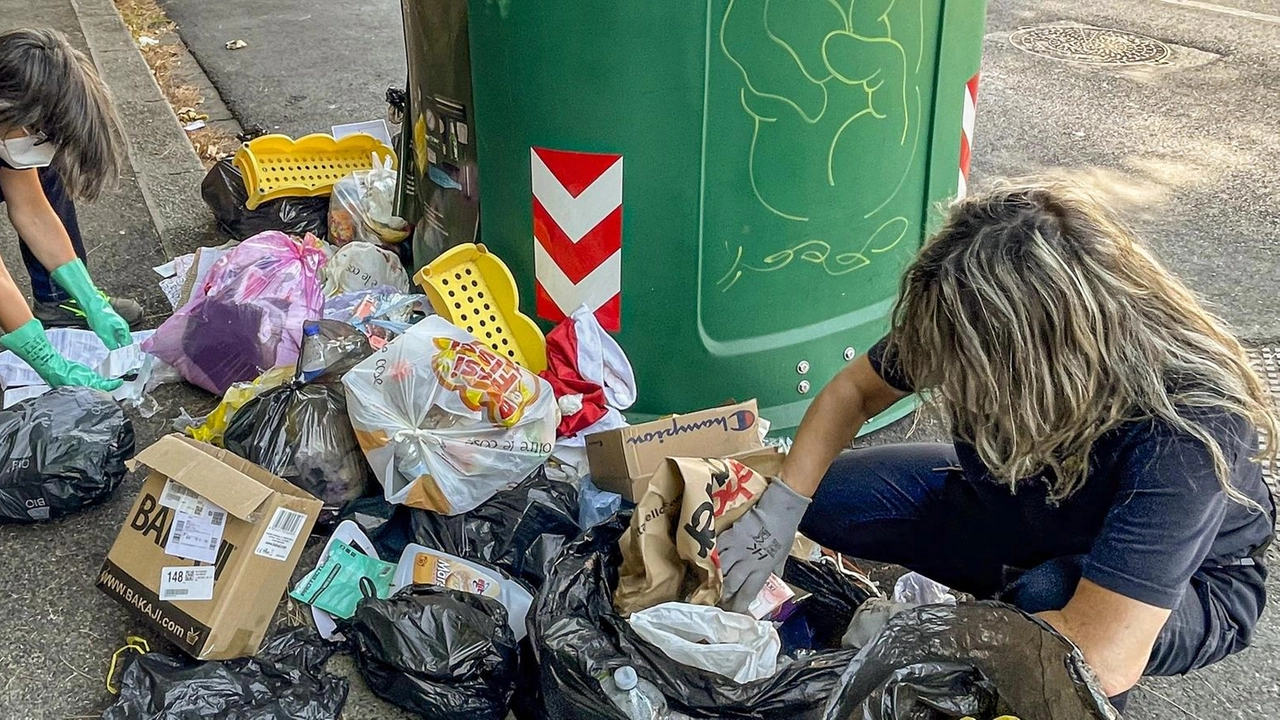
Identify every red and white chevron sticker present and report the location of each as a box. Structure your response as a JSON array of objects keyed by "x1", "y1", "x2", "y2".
[
  {"x1": 958, "y1": 73, "x2": 980, "y2": 197},
  {"x1": 531, "y1": 148, "x2": 623, "y2": 332}
]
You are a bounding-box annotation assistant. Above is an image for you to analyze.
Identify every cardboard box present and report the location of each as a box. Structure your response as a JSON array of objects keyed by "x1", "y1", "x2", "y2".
[
  {"x1": 586, "y1": 399, "x2": 765, "y2": 500},
  {"x1": 97, "y1": 434, "x2": 322, "y2": 660}
]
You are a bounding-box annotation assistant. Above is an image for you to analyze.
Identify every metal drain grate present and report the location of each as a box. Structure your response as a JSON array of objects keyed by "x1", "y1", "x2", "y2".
[
  {"x1": 1010, "y1": 25, "x2": 1172, "y2": 66},
  {"x1": 1248, "y1": 344, "x2": 1279, "y2": 483}
]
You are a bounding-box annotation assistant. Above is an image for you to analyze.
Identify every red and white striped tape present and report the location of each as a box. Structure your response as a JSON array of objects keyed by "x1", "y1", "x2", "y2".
[
  {"x1": 958, "y1": 73, "x2": 980, "y2": 197},
  {"x1": 531, "y1": 147, "x2": 624, "y2": 332}
]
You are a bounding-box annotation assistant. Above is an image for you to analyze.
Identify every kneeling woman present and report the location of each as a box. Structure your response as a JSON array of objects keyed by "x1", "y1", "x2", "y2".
[{"x1": 717, "y1": 182, "x2": 1275, "y2": 705}]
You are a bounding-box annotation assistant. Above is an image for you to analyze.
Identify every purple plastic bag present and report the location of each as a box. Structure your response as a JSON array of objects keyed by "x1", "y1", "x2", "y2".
[{"x1": 143, "y1": 231, "x2": 328, "y2": 394}]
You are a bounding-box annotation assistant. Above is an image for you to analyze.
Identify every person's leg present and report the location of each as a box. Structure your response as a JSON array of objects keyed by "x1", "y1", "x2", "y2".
[
  {"x1": 1000, "y1": 558, "x2": 1266, "y2": 713},
  {"x1": 1145, "y1": 563, "x2": 1266, "y2": 677},
  {"x1": 18, "y1": 166, "x2": 86, "y2": 303},
  {"x1": 798, "y1": 443, "x2": 1010, "y2": 598}
]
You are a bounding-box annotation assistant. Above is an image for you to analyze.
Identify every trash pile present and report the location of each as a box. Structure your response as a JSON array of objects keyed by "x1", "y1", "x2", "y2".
[{"x1": 1, "y1": 125, "x2": 1117, "y2": 720}]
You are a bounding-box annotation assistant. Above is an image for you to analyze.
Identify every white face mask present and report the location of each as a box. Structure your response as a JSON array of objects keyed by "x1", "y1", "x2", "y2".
[{"x1": 0, "y1": 132, "x2": 58, "y2": 169}]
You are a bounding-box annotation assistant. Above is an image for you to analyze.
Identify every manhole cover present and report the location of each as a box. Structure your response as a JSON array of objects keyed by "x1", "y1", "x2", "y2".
[{"x1": 1011, "y1": 26, "x2": 1172, "y2": 65}]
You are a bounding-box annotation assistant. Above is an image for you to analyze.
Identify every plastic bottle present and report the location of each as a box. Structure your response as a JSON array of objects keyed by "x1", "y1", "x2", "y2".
[
  {"x1": 605, "y1": 666, "x2": 672, "y2": 720},
  {"x1": 298, "y1": 323, "x2": 328, "y2": 382}
]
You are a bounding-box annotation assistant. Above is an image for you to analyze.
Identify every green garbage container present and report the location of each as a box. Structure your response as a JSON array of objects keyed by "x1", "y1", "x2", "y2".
[
  {"x1": 464, "y1": 0, "x2": 987, "y2": 433},
  {"x1": 399, "y1": 0, "x2": 481, "y2": 272}
]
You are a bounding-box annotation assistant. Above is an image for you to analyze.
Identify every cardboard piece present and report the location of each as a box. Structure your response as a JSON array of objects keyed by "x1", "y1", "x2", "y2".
[
  {"x1": 97, "y1": 434, "x2": 322, "y2": 660},
  {"x1": 586, "y1": 399, "x2": 764, "y2": 501}
]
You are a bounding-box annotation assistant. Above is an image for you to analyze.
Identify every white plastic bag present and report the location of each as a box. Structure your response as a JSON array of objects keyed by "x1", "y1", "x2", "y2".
[
  {"x1": 628, "y1": 602, "x2": 781, "y2": 684},
  {"x1": 328, "y1": 154, "x2": 410, "y2": 245},
  {"x1": 342, "y1": 316, "x2": 559, "y2": 515},
  {"x1": 321, "y1": 241, "x2": 412, "y2": 296},
  {"x1": 893, "y1": 571, "x2": 957, "y2": 605}
]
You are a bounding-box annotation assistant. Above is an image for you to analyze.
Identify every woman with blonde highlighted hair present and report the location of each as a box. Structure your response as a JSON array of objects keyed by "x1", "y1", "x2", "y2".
[{"x1": 716, "y1": 180, "x2": 1276, "y2": 708}]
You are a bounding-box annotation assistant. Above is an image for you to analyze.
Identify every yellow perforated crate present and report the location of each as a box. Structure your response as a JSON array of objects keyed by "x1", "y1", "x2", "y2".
[
  {"x1": 234, "y1": 133, "x2": 396, "y2": 209},
  {"x1": 416, "y1": 243, "x2": 548, "y2": 373}
]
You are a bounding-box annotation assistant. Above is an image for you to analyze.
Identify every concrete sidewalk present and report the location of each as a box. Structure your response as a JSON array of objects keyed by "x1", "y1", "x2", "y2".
[{"x1": 0, "y1": 2, "x2": 221, "y2": 717}]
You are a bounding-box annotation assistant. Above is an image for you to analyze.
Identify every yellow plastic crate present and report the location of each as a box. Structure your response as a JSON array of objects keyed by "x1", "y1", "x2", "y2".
[
  {"x1": 234, "y1": 133, "x2": 396, "y2": 210},
  {"x1": 416, "y1": 243, "x2": 548, "y2": 373}
]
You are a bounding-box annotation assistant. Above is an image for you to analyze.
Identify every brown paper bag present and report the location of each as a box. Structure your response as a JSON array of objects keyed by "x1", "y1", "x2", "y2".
[{"x1": 614, "y1": 452, "x2": 778, "y2": 616}]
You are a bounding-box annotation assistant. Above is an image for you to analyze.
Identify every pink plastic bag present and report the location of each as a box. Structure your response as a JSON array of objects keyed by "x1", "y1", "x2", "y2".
[{"x1": 143, "y1": 231, "x2": 328, "y2": 394}]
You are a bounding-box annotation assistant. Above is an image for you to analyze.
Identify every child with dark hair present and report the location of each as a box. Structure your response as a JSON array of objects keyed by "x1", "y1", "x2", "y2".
[{"x1": 0, "y1": 27, "x2": 143, "y2": 391}]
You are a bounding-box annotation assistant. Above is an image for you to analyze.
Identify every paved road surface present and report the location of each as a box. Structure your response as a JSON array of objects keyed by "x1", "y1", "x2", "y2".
[{"x1": 1, "y1": 0, "x2": 1276, "y2": 716}]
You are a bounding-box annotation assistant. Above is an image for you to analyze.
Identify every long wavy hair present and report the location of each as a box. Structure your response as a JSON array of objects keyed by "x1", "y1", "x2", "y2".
[
  {"x1": 0, "y1": 28, "x2": 123, "y2": 200},
  {"x1": 889, "y1": 180, "x2": 1276, "y2": 503}
]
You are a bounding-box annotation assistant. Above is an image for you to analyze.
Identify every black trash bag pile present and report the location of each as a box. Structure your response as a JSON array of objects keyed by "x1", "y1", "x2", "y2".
[
  {"x1": 533, "y1": 514, "x2": 1116, "y2": 720},
  {"x1": 342, "y1": 466, "x2": 580, "y2": 589},
  {"x1": 203, "y1": 158, "x2": 331, "y2": 240},
  {"x1": 103, "y1": 626, "x2": 348, "y2": 720},
  {"x1": 224, "y1": 320, "x2": 376, "y2": 523},
  {"x1": 0, "y1": 387, "x2": 134, "y2": 524},
  {"x1": 347, "y1": 585, "x2": 520, "y2": 720},
  {"x1": 338, "y1": 467, "x2": 579, "y2": 718}
]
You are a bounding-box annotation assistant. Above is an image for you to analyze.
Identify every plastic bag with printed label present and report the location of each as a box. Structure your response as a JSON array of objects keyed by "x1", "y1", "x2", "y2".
[
  {"x1": 322, "y1": 241, "x2": 412, "y2": 296},
  {"x1": 102, "y1": 627, "x2": 348, "y2": 720},
  {"x1": 201, "y1": 157, "x2": 330, "y2": 240},
  {"x1": 0, "y1": 387, "x2": 134, "y2": 524},
  {"x1": 342, "y1": 316, "x2": 559, "y2": 515},
  {"x1": 347, "y1": 585, "x2": 520, "y2": 720},
  {"x1": 328, "y1": 155, "x2": 410, "y2": 246},
  {"x1": 143, "y1": 231, "x2": 327, "y2": 394}
]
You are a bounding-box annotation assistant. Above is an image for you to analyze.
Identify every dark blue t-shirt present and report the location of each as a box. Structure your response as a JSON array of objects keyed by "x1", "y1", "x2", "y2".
[{"x1": 868, "y1": 336, "x2": 1274, "y2": 609}]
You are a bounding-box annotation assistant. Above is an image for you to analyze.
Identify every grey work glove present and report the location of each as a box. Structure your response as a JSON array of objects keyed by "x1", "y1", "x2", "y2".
[{"x1": 718, "y1": 478, "x2": 811, "y2": 614}]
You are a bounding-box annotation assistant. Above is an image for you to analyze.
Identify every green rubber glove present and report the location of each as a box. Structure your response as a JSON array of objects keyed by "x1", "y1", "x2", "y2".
[
  {"x1": 50, "y1": 259, "x2": 132, "y2": 350},
  {"x1": 1, "y1": 318, "x2": 123, "y2": 392}
]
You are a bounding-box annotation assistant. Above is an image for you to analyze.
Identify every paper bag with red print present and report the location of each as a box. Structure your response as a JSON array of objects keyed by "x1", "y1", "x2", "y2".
[
  {"x1": 614, "y1": 451, "x2": 781, "y2": 616},
  {"x1": 342, "y1": 316, "x2": 559, "y2": 515}
]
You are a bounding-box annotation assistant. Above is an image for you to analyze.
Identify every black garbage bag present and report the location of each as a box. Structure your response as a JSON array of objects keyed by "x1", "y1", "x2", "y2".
[
  {"x1": 103, "y1": 626, "x2": 348, "y2": 720},
  {"x1": 857, "y1": 663, "x2": 997, "y2": 720},
  {"x1": 203, "y1": 158, "x2": 331, "y2": 240},
  {"x1": 408, "y1": 467, "x2": 580, "y2": 589},
  {"x1": 821, "y1": 603, "x2": 1117, "y2": 720},
  {"x1": 533, "y1": 514, "x2": 1116, "y2": 720},
  {"x1": 347, "y1": 585, "x2": 520, "y2": 720},
  {"x1": 224, "y1": 321, "x2": 375, "y2": 524},
  {"x1": 339, "y1": 468, "x2": 580, "y2": 589},
  {"x1": 0, "y1": 387, "x2": 133, "y2": 523},
  {"x1": 782, "y1": 556, "x2": 876, "y2": 650}
]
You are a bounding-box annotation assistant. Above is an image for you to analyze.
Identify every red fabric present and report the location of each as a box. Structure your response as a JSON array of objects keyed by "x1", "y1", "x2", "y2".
[{"x1": 540, "y1": 317, "x2": 610, "y2": 438}]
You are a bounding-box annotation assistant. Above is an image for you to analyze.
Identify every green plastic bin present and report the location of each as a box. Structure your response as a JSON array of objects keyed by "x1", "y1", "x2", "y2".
[{"x1": 463, "y1": 0, "x2": 987, "y2": 433}]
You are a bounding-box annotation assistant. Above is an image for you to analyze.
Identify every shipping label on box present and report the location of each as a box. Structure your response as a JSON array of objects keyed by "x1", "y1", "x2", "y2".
[
  {"x1": 97, "y1": 434, "x2": 321, "y2": 660},
  {"x1": 585, "y1": 399, "x2": 765, "y2": 500}
]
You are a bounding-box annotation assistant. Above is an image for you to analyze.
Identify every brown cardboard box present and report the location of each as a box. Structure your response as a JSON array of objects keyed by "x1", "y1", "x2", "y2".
[
  {"x1": 96, "y1": 434, "x2": 322, "y2": 660},
  {"x1": 586, "y1": 399, "x2": 765, "y2": 501}
]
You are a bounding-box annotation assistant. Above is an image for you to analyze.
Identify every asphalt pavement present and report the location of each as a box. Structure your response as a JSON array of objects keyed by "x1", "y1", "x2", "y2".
[{"x1": 1, "y1": 0, "x2": 1278, "y2": 717}]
